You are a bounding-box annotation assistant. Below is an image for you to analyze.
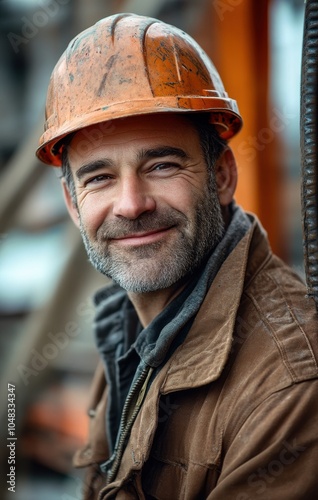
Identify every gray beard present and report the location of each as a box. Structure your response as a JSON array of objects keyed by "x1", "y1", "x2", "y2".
[{"x1": 79, "y1": 175, "x2": 224, "y2": 293}]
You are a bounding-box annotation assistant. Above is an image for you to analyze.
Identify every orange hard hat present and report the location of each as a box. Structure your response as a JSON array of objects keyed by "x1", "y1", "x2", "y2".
[{"x1": 36, "y1": 13, "x2": 243, "y2": 166}]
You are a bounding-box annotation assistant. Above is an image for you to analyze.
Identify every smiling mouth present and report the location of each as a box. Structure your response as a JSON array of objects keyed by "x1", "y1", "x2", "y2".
[{"x1": 110, "y1": 227, "x2": 175, "y2": 246}]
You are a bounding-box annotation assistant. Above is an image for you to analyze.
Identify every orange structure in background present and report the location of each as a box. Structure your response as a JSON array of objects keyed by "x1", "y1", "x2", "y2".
[{"x1": 194, "y1": 0, "x2": 288, "y2": 259}]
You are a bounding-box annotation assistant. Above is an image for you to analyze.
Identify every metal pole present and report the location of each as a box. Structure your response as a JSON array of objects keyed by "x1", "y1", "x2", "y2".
[{"x1": 300, "y1": 0, "x2": 318, "y2": 310}]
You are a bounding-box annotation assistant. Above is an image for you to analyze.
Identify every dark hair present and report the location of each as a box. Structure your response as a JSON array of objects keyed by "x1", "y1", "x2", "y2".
[
  {"x1": 187, "y1": 113, "x2": 227, "y2": 173},
  {"x1": 61, "y1": 113, "x2": 227, "y2": 204},
  {"x1": 61, "y1": 134, "x2": 77, "y2": 206}
]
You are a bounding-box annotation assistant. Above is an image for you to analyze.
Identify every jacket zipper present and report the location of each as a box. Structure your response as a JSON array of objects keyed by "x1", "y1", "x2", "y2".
[{"x1": 105, "y1": 364, "x2": 154, "y2": 485}]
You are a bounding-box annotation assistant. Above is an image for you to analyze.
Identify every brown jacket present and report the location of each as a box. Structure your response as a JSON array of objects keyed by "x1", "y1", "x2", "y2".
[{"x1": 74, "y1": 218, "x2": 318, "y2": 499}]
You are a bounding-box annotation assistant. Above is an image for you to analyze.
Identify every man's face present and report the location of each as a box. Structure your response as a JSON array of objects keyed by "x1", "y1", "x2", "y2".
[{"x1": 65, "y1": 114, "x2": 225, "y2": 293}]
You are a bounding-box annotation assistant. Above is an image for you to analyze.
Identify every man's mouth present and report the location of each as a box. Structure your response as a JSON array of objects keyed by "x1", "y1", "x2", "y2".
[{"x1": 110, "y1": 227, "x2": 175, "y2": 246}]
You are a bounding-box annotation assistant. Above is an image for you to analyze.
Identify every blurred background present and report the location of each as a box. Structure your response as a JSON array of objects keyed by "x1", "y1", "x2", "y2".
[{"x1": 0, "y1": 0, "x2": 306, "y2": 498}]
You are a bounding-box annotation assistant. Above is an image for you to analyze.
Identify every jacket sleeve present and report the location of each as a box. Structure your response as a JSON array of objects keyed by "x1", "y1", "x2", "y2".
[{"x1": 207, "y1": 379, "x2": 318, "y2": 500}]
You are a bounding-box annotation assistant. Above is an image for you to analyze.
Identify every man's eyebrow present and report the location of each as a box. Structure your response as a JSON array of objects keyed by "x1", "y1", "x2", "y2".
[
  {"x1": 75, "y1": 159, "x2": 113, "y2": 181},
  {"x1": 75, "y1": 146, "x2": 189, "y2": 180},
  {"x1": 138, "y1": 146, "x2": 190, "y2": 161}
]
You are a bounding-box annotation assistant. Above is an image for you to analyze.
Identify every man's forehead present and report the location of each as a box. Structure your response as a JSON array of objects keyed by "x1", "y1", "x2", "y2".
[
  {"x1": 72, "y1": 113, "x2": 196, "y2": 140},
  {"x1": 67, "y1": 113, "x2": 200, "y2": 165}
]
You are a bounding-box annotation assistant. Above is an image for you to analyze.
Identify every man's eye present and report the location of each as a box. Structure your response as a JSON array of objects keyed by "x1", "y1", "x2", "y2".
[
  {"x1": 85, "y1": 174, "x2": 111, "y2": 185},
  {"x1": 152, "y1": 163, "x2": 179, "y2": 172}
]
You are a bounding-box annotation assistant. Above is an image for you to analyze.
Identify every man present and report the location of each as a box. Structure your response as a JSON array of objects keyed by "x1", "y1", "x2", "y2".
[{"x1": 36, "y1": 13, "x2": 318, "y2": 500}]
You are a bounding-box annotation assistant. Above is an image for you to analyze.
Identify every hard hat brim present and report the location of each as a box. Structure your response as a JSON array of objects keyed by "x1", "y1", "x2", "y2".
[{"x1": 36, "y1": 96, "x2": 242, "y2": 167}]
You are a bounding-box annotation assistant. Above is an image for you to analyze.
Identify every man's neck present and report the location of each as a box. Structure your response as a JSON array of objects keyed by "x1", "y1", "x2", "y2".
[{"x1": 128, "y1": 280, "x2": 188, "y2": 328}]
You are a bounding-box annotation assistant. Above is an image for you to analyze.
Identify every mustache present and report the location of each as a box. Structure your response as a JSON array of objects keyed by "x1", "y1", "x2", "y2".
[{"x1": 96, "y1": 209, "x2": 187, "y2": 239}]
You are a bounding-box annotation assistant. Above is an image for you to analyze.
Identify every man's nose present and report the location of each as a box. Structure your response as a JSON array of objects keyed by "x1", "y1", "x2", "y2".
[{"x1": 112, "y1": 174, "x2": 156, "y2": 219}]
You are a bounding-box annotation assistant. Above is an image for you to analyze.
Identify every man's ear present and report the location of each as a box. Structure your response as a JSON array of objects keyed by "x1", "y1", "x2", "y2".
[
  {"x1": 215, "y1": 147, "x2": 237, "y2": 207},
  {"x1": 61, "y1": 179, "x2": 80, "y2": 228}
]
